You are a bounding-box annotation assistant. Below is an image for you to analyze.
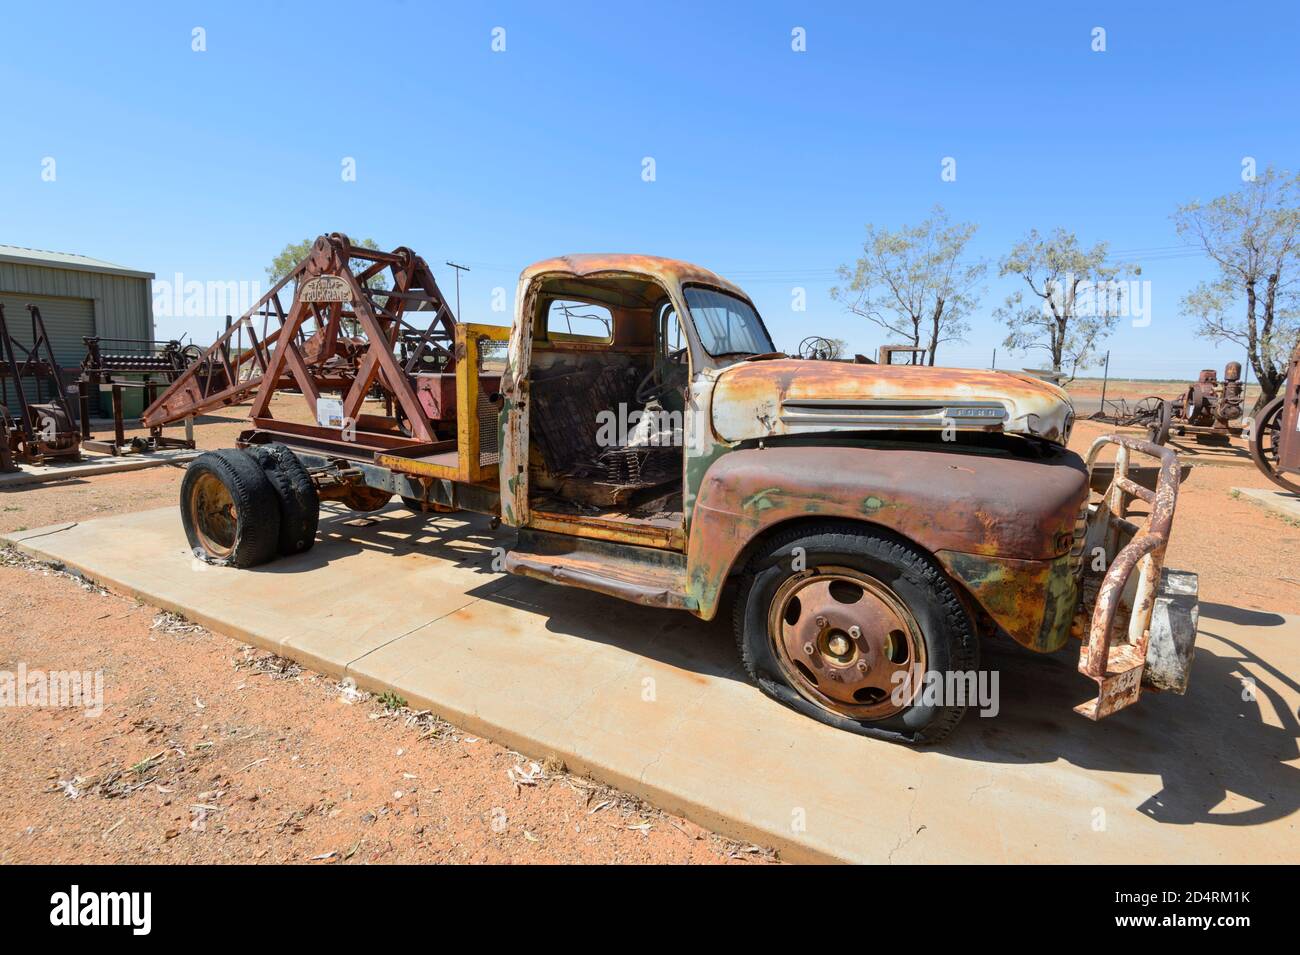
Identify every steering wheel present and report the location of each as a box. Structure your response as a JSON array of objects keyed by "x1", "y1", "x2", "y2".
[{"x1": 635, "y1": 346, "x2": 688, "y2": 404}]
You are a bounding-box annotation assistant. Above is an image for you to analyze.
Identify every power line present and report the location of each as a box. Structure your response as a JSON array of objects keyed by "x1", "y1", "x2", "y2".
[{"x1": 435, "y1": 246, "x2": 1211, "y2": 288}]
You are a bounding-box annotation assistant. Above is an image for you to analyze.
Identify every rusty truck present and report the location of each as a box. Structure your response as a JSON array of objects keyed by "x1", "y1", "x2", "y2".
[{"x1": 143, "y1": 234, "x2": 1198, "y2": 743}]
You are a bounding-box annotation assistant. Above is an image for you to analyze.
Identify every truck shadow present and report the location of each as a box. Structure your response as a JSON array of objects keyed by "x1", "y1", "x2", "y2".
[
  {"x1": 948, "y1": 617, "x2": 1299, "y2": 828},
  {"x1": 475, "y1": 573, "x2": 747, "y2": 684},
  {"x1": 257, "y1": 504, "x2": 507, "y2": 578},
  {"x1": 267, "y1": 505, "x2": 748, "y2": 683},
  {"x1": 269, "y1": 506, "x2": 1299, "y2": 827}
]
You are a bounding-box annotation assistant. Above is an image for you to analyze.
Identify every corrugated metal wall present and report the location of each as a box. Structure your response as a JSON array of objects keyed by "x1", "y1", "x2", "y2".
[
  {"x1": 0, "y1": 261, "x2": 152, "y2": 419},
  {"x1": 0, "y1": 261, "x2": 153, "y2": 343},
  {"x1": 0, "y1": 293, "x2": 94, "y2": 410}
]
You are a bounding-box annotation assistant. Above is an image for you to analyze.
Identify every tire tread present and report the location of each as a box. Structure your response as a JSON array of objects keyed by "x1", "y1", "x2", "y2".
[{"x1": 249, "y1": 444, "x2": 319, "y2": 555}]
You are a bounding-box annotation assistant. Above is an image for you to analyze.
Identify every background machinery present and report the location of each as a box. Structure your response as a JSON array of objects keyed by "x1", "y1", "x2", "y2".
[{"x1": 0, "y1": 302, "x2": 81, "y2": 471}]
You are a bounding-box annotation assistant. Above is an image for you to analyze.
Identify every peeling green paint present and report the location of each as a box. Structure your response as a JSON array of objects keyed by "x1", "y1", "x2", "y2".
[
  {"x1": 1036, "y1": 555, "x2": 1079, "y2": 652},
  {"x1": 742, "y1": 487, "x2": 783, "y2": 512}
]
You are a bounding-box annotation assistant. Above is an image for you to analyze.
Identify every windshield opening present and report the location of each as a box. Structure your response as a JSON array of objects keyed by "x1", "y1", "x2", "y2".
[{"x1": 683, "y1": 285, "x2": 776, "y2": 358}]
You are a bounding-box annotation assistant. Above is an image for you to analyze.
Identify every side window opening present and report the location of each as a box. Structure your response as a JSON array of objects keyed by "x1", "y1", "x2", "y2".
[{"x1": 545, "y1": 299, "x2": 613, "y2": 342}]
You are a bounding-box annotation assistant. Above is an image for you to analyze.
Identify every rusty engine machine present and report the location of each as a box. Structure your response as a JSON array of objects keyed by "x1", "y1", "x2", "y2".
[
  {"x1": 1167, "y1": 362, "x2": 1246, "y2": 444},
  {"x1": 77, "y1": 336, "x2": 201, "y2": 455},
  {"x1": 1249, "y1": 344, "x2": 1300, "y2": 494},
  {"x1": 0, "y1": 303, "x2": 82, "y2": 472},
  {"x1": 1091, "y1": 362, "x2": 1246, "y2": 447}
]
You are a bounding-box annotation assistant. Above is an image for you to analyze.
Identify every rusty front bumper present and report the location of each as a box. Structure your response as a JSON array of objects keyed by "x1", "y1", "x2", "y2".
[{"x1": 1074, "y1": 435, "x2": 1199, "y2": 719}]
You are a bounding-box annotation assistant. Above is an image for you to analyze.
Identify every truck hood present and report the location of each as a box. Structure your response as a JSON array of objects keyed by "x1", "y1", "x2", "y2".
[{"x1": 710, "y1": 359, "x2": 1074, "y2": 445}]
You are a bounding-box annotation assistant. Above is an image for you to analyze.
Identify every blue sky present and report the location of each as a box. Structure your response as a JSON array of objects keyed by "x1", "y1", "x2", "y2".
[{"x1": 2, "y1": 1, "x2": 1297, "y2": 379}]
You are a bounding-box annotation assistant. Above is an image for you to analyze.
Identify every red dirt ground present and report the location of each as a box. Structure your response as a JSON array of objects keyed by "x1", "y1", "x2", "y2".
[{"x1": 0, "y1": 558, "x2": 772, "y2": 864}]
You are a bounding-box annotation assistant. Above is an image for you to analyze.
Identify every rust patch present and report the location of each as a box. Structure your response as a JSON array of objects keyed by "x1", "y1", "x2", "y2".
[
  {"x1": 685, "y1": 442, "x2": 1089, "y2": 621},
  {"x1": 711, "y1": 359, "x2": 1074, "y2": 445},
  {"x1": 938, "y1": 550, "x2": 1077, "y2": 653}
]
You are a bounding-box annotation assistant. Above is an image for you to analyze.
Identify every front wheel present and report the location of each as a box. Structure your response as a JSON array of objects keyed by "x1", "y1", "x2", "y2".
[{"x1": 733, "y1": 524, "x2": 978, "y2": 744}]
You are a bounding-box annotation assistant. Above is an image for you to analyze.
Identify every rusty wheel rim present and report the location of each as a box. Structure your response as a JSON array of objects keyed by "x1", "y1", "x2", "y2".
[
  {"x1": 1250, "y1": 397, "x2": 1300, "y2": 494},
  {"x1": 190, "y1": 472, "x2": 237, "y2": 559},
  {"x1": 767, "y1": 566, "x2": 926, "y2": 721}
]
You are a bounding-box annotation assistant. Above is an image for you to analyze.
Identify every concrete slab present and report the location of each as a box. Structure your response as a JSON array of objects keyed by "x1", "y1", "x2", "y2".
[
  {"x1": 5, "y1": 506, "x2": 1299, "y2": 864},
  {"x1": 1233, "y1": 486, "x2": 1300, "y2": 522},
  {"x1": 0, "y1": 448, "x2": 199, "y2": 488}
]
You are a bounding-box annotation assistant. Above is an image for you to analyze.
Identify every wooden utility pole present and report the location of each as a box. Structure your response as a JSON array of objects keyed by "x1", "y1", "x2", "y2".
[{"x1": 445, "y1": 261, "x2": 470, "y2": 321}]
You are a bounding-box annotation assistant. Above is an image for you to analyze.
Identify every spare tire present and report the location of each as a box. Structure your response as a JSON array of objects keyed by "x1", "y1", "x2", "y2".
[
  {"x1": 341, "y1": 484, "x2": 393, "y2": 512},
  {"x1": 249, "y1": 444, "x2": 320, "y2": 555},
  {"x1": 180, "y1": 449, "x2": 281, "y2": 567}
]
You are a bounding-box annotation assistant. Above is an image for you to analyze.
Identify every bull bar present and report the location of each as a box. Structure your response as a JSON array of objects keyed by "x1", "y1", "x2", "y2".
[{"x1": 1076, "y1": 434, "x2": 1192, "y2": 720}]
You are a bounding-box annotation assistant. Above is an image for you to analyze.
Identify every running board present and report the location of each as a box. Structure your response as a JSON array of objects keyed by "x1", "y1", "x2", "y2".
[{"x1": 505, "y1": 529, "x2": 696, "y2": 611}]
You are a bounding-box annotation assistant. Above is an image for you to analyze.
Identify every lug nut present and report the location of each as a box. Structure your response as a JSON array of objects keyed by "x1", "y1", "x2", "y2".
[
  {"x1": 803, "y1": 642, "x2": 815, "y2": 656},
  {"x1": 848, "y1": 625, "x2": 862, "y2": 640},
  {"x1": 856, "y1": 660, "x2": 868, "y2": 672},
  {"x1": 815, "y1": 615, "x2": 828, "y2": 629}
]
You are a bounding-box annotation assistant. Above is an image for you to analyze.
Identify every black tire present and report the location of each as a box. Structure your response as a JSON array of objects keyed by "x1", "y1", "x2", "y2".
[
  {"x1": 733, "y1": 522, "x2": 978, "y2": 744},
  {"x1": 180, "y1": 449, "x2": 281, "y2": 568},
  {"x1": 249, "y1": 444, "x2": 320, "y2": 555}
]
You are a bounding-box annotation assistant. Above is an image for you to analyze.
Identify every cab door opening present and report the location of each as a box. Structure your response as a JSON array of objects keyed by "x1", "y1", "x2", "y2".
[{"x1": 523, "y1": 274, "x2": 688, "y2": 548}]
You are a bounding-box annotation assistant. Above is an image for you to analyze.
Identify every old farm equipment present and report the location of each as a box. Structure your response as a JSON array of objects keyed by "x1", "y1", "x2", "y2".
[
  {"x1": 78, "y1": 336, "x2": 201, "y2": 455},
  {"x1": 1090, "y1": 395, "x2": 1173, "y2": 445},
  {"x1": 141, "y1": 233, "x2": 493, "y2": 518},
  {"x1": 0, "y1": 302, "x2": 81, "y2": 470},
  {"x1": 1249, "y1": 344, "x2": 1300, "y2": 494},
  {"x1": 1167, "y1": 363, "x2": 1246, "y2": 445},
  {"x1": 877, "y1": 345, "x2": 930, "y2": 365},
  {"x1": 1090, "y1": 363, "x2": 1247, "y2": 447},
  {"x1": 843, "y1": 344, "x2": 932, "y2": 366},
  {"x1": 149, "y1": 241, "x2": 1199, "y2": 743},
  {"x1": 141, "y1": 233, "x2": 466, "y2": 465},
  {"x1": 796, "y1": 336, "x2": 840, "y2": 361}
]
